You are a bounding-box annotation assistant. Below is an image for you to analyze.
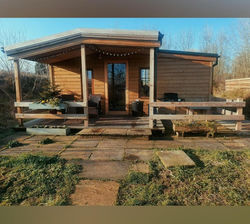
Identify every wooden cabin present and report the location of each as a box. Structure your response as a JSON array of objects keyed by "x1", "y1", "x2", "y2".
[{"x1": 4, "y1": 28, "x2": 245, "y2": 133}]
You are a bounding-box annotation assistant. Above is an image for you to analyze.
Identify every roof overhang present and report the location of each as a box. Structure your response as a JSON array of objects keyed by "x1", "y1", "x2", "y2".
[
  {"x1": 158, "y1": 49, "x2": 219, "y2": 62},
  {"x1": 4, "y1": 28, "x2": 161, "y2": 60}
]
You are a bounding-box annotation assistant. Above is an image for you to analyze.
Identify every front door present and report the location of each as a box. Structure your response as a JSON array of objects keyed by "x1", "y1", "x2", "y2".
[{"x1": 107, "y1": 63, "x2": 127, "y2": 113}]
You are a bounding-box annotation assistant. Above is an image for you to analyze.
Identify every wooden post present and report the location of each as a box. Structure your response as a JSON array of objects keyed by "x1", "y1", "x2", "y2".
[
  {"x1": 149, "y1": 48, "x2": 155, "y2": 128},
  {"x1": 235, "y1": 98, "x2": 243, "y2": 131},
  {"x1": 13, "y1": 59, "x2": 23, "y2": 126},
  {"x1": 81, "y1": 44, "x2": 89, "y2": 127},
  {"x1": 48, "y1": 64, "x2": 53, "y2": 85}
]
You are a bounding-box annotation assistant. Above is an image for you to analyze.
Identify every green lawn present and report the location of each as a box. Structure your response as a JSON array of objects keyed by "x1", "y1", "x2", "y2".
[
  {"x1": 0, "y1": 154, "x2": 81, "y2": 206},
  {"x1": 117, "y1": 149, "x2": 250, "y2": 206}
]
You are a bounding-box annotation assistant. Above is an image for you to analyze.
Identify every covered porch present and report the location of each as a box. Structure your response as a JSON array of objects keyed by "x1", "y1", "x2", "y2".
[{"x1": 5, "y1": 28, "x2": 246, "y2": 134}]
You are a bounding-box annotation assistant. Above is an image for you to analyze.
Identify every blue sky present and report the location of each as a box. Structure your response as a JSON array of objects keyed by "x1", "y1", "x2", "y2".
[{"x1": 0, "y1": 18, "x2": 239, "y2": 50}]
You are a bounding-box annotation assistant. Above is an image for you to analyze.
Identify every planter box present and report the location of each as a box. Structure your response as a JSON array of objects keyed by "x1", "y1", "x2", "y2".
[
  {"x1": 28, "y1": 103, "x2": 68, "y2": 110},
  {"x1": 173, "y1": 124, "x2": 216, "y2": 138},
  {"x1": 26, "y1": 127, "x2": 70, "y2": 136}
]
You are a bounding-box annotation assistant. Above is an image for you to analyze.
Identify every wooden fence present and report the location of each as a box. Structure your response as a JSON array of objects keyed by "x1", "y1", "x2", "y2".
[
  {"x1": 225, "y1": 78, "x2": 250, "y2": 91},
  {"x1": 150, "y1": 100, "x2": 245, "y2": 131}
]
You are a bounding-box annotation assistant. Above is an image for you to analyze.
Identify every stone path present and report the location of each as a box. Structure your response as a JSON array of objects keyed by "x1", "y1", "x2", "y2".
[
  {"x1": 70, "y1": 180, "x2": 120, "y2": 206},
  {"x1": 1, "y1": 133, "x2": 250, "y2": 206}
]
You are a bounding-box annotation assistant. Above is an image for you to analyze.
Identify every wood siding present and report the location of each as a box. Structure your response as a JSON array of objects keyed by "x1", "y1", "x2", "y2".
[
  {"x1": 53, "y1": 58, "x2": 82, "y2": 100},
  {"x1": 51, "y1": 52, "x2": 213, "y2": 115},
  {"x1": 225, "y1": 78, "x2": 250, "y2": 91},
  {"x1": 157, "y1": 57, "x2": 212, "y2": 101}
]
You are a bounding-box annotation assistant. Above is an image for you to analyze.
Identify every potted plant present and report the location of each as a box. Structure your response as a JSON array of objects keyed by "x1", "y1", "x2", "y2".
[{"x1": 29, "y1": 85, "x2": 68, "y2": 110}]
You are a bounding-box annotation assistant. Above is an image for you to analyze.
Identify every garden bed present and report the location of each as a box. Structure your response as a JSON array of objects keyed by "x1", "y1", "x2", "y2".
[
  {"x1": 173, "y1": 121, "x2": 218, "y2": 137},
  {"x1": 27, "y1": 125, "x2": 70, "y2": 136}
]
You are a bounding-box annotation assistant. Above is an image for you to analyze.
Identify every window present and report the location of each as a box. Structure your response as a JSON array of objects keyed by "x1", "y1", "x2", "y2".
[
  {"x1": 87, "y1": 69, "x2": 93, "y2": 95},
  {"x1": 139, "y1": 68, "x2": 149, "y2": 97}
]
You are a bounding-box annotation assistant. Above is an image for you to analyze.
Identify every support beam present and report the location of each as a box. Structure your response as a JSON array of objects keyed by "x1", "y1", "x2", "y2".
[
  {"x1": 149, "y1": 48, "x2": 155, "y2": 128},
  {"x1": 13, "y1": 59, "x2": 23, "y2": 126},
  {"x1": 48, "y1": 64, "x2": 54, "y2": 85},
  {"x1": 81, "y1": 44, "x2": 89, "y2": 127},
  {"x1": 236, "y1": 98, "x2": 243, "y2": 131}
]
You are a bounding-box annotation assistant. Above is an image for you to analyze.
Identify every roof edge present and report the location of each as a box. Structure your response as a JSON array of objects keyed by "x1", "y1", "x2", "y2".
[{"x1": 158, "y1": 49, "x2": 219, "y2": 58}]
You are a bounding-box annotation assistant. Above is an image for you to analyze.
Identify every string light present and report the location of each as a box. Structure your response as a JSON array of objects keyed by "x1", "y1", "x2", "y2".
[{"x1": 34, "y1": 44, "x2": 146, "y2": 62}]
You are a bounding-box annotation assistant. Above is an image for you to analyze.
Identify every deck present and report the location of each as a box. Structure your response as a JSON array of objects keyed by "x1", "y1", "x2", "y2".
[{"x1": 24, "y1": 116, "x2": 164, "y2": 138}]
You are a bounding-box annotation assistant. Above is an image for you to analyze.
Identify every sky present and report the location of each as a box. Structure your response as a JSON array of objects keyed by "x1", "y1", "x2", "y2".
[{"x1": 0, "y1": 18, "x2": 239, "y2": 50}]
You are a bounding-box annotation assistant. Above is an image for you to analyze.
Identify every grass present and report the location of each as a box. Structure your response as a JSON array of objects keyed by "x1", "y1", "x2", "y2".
[
  {"x1": 6, "y1": 140, "x2": 23, "y2": 148},
  {"x1": 39, "y1": 138, "x2": 54, "y2": 145},
  {"x1": 117, "y1": 149, "x2": 250, "y2": 206},
  {"x1": 0, "y1": 153, "x2": 81, "y2": 206}
]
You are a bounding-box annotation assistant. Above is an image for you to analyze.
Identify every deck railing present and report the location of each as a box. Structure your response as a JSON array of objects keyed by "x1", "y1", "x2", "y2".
[
  {"x1": 149, "y1": 99, "x2": 245, "y2": 131},
  {"x1": 14, "y1": 101, "x2": 88, "y2": 121}
]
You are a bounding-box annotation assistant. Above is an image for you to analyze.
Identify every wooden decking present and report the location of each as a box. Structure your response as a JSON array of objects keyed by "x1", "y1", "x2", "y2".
[{"x1": 24, "y1": 116, "x2": 164, "y2": 137}]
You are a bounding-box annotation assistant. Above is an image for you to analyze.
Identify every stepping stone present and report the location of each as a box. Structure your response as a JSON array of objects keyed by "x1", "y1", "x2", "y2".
[
  {"x1": 89, "y1": 149, "x2": 124, "y2": 161},
  {"x1": 79, "y1": 160, "x2": 131, "y2": 180},
  {"x1": 130, "y1": 162, "x2": 150, "y2": 173},
  {"x1": 124, "y1": 149, "x2": 154, "y2": 162},
  {"x1": 157, "y1": 150, "x2": 195, "y2": 168},
  {"x1": 70, "y1": 180, "x2": 120, "y2": 206}
]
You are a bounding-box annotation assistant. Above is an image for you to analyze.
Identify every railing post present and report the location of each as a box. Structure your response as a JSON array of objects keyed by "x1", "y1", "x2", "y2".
[
  {"x1": 235, "y1": 98, "x2": 243, "y2": 131},
  {"x1": 81, "y1": 44, "x2": 89, "y2": 127},
  {"x1": 149, "y1": 48, "x2": 155, "y2": 128},
  {"x1": 13, "y1": 59, "x2": 23, "y2": 126}
]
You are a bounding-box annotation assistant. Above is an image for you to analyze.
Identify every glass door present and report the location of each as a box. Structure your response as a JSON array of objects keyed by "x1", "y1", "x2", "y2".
[{"x1": 107, "y1": 63, "x2": 126, "y2": 111}]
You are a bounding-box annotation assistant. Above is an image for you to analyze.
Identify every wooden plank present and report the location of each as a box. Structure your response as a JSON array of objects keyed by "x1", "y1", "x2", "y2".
[
  {"x1": 151, "y1": 101, "x2": 246, "y2": 108},
  {"x1": 151, "y1": 114, "x2": 245, "y2": 121},
  {"x1": 13, "y1": 59, "x2": 23, "y2": 126},
  {"x1": 81, "y1": 44, "x2": 89, "y2": 127},
  {"x1": 16, "y1": 113, "x2": 87, "y2": 120},
  {"x1": 14, "y1": 101, "x2": 87, "y2": 107},
  {"x1": 82, "y1": 38, "x2": 160, "y2": 47}
]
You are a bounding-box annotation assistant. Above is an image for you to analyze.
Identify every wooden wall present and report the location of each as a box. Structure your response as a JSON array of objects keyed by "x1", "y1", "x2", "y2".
[
  {"x1": 225, "y1": 78, "x2": 250, "y2": 91},
  {"x1": 156, "y1": 57, "x2": 212, "y2": 101}
]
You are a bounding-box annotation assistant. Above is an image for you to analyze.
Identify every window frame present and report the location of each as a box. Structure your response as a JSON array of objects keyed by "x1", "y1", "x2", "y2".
[{"x1": 139, "y1": 67, "x2": 150, "y2": 98}]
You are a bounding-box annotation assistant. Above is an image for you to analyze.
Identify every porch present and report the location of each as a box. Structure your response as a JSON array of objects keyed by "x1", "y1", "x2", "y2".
[{"x1": 5, "y1": 28, "x2": 246, "y2": 134}]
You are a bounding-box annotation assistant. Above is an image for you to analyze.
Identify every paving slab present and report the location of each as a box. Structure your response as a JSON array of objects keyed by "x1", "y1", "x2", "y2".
[
  {"x1": 89, "y1": 149, "x2": 124, "y2": 161},
  {"x1": 130, "y1": 162, "x2": 150, "y2": 173},
  {"x1": 79, "y1": 160, "x2": 131, "y2": 180},
  {"x1": 70, "y1": 180, "x2": 120, "y2": 206},
  {"x1": 101, "y1": 128, "x2": 128, "y2": 136},
  {"x1": 126, "y1": 129, "x2": 151, "y2": 136},
  {"x1": 126, "y1": 140, "x2": 154, "y2": 149},
  {"x1": 78, "y1": 128, "x2": 104, "y2": 135},
  {"x1": 124, "y1": 149, "x2": 155, "y2": 162},
  {"x1": 60, "y1": 151, "x2": 92, "y2": 160},
  {"x1": 71, "y1": 140, "x2": 99, "y2": 148},
  {"x1": 97, "y1": 139, "x2": 127, "y2": 149},
  {"x1": 157, "y1": 150, "x2": 195, "y2": 168}
]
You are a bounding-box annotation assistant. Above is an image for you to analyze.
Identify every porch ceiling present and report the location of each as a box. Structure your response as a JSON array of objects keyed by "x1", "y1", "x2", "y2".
[{"x1": 17, "y1": 45, "x2": 150, "y2": 64}]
